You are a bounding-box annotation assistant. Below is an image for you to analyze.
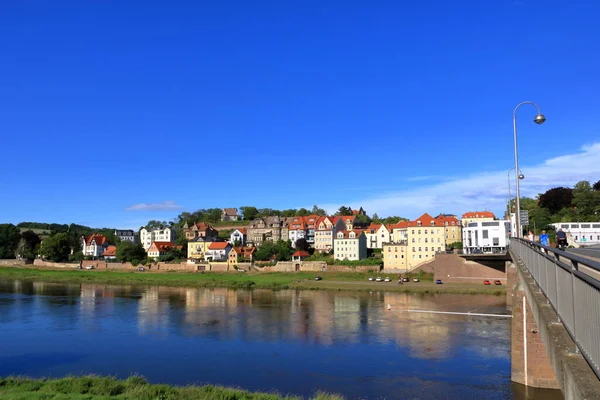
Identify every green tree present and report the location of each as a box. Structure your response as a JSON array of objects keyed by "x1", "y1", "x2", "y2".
[
  {"x1": 39, "y1": 233, "x2": 71, "y2": 262},
  {"x1": 354, "y1": 214, "x2": 371, "y2": 225},
  {"x1": 0, "y1": 224, "x2": 21, "y2": 259},
  {"x1": 593, "y1": 180, "x2": 600, "y2": 191},
  {"x1": 295, "y1": 238, "x2": 310, "y2": 252},
  {"x1": 16, "y1": 230, "x2": 41, "y2": 260},
  {"x1": 240, "y1": 206, "x2": 259, "y2": 221},
  {"x1": 572, "y1": 180, "x2": 597, "y2": 219},
  {"x1": 296, "y1": 208, "x2": 310, "y2": 217},
  {"x1": 538, "y1": 187, "x2": 573, "y2": 214},
  {"x1": 372, "y1": 213, "x2": 381, "y2": 223},
  {"x1": 335, "y1": 206, "x2": 353, "y2": 216},
  {"x1": 116, "y1": 241, "x2": 147, "y2": 263},
  {"x1": 281, "y1": 209, "x2": 297, "y2": 217},
  {"x1": 311, "y1": 205, "x2": 327, "y2": 216}
]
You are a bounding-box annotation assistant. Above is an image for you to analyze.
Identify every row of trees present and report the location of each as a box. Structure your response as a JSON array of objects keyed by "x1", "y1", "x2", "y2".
[{"x1": 512, "y1": 180, "x2": 600, "y2": 233}]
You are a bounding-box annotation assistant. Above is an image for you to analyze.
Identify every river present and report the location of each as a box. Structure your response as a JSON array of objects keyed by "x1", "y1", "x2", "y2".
[{"x1": 0, "y1": 280, "x2": 562, "y2": 399}]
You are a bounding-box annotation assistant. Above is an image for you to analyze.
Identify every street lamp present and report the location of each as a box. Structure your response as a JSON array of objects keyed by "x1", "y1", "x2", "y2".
[
  {"x1": 507, "y1": 168, "x2": 524, "y2": 220},
  {"x1": 513, "y1": 101, "x2": 546, "y2": 238}
]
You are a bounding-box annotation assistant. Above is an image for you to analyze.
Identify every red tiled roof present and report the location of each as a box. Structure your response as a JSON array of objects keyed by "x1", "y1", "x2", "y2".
[
  {"x1": 292, "y1": 251, "x2": 310, "y2": 257},
  {"x1": 335, "y1": 229, "x2": 364, "y2": 239},
  {"x1": 223, "y1": 208, "x2": 238, "y2": 216},
  {"x1": 388, "y1": 221, "x2": 409, "y2": 230},
  {"x1": 233, "y1": 246, "x2": 256, "y2": 255},
  {"x1": 103, "y1": 245, "x2": 117, "y2": 256},
  {"x1": 435, "y1": 215, "x2": 460, "y2": 225},
  {"x1": 366, "y1": 223, "x2": 382, "y2": 231},
  {"x1": 85, "y1": 234, "x2": 108, "y2": 246},
  {"x1": 151, "y1": 241, "x2": 177, "y2": 252},
  {"x1": 462, "y1": 211, "x2": 495, "y2": 219},
  {"x1": 209, "y1": 242, "x2": 230, "y2": 250},
  {"x1": 407, "y1": 213, "x2": 445, "y2": 227},
  {"x1": 237, "y1": 228, "x2": 247, "y2": 234}
]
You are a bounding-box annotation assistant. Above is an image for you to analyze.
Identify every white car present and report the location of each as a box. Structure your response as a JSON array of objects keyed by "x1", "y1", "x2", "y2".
[
  {"x1": 85, "y1": 266, "x2": 94, "y2": 270},
  {"x1": 368, "y1": 277, "x2": 374, "y2": 281},
  {"x1": 375, "y1": 277, "x2": 382, "y2": 282},
  {"x1": 384, "y1": 277, "x2": 391, "y2": 282}
]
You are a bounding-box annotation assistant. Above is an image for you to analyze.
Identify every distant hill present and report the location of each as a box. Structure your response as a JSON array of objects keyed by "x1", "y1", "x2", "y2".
[{"x1": 17, "y1": 222, "x2": 118, "y2": 242}]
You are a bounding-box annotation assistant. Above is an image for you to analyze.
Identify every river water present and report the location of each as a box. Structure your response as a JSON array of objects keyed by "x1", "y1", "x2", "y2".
[{"x1": 0, "y1": 281, "x2": 562, "y2": 400}]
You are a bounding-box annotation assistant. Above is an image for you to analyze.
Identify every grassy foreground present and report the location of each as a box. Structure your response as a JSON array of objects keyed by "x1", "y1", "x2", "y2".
[
  {"x1": 0, "y1": 267, "x2": 504, "y2": 294},
  {"x1": 0, "y1": 375, "x2": 342, "y2": 400}
]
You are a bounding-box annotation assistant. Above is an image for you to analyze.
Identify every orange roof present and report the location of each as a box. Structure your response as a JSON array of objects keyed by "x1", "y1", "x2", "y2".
[
  {"x1": 335, "y1": 229, "x2": 364, "y2": 239},
  {"x1": 292, "y1": 251, "x2": 310, "y2": 257},
  {"x1": 151, "y1": 241, "x2": 177, "y2": 252},
  {"x1": 85, "y1": 234, "x2": 108, "y2": 246},
  {"x1": 366, "y1": 223, "x2": 382, "y2": 231},
  {"x1": 462, "y1": 211, "x2": 495, "y2": 219},
  {"x1": 233, "y1": 246, "x2": 256, "y2": 255},
  {"x1": 237, "y1": 228, "x2": 247, "y2": 234},
  {"x1": 209, "y1": 242, "x2": 230, "y2": 250},
  {"x1": 435, "y1": 215, "x2": 460, "y2": 225},
  {"x1": 388, "y1": 221, "x2": 409, "y2": 230},
  {"x1": 407, "y1": 213, "x2": 445, "y2": 227},
  {"x1": 103, "y1": 245, "x2": 117, "y2": 256}
]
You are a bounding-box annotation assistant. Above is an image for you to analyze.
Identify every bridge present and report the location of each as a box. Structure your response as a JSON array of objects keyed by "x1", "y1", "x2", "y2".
[{"x1": 508, "y1": 238, "x2": 600, "y2": 399}]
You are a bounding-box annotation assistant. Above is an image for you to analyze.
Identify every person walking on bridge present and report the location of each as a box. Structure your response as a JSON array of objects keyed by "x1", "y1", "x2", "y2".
[
  {"x1": 556, "y1": 229, "x2": 568, "y2": 250},
  {"x1": 540, "y1": 230, "x2": 549, "y2": 247}
]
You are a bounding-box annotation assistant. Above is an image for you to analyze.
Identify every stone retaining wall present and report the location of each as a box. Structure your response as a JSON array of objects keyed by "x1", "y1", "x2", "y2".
[
  {"x1": 0, "y1": 259, "x2": 28, "y2": 266},
  {"x1": 33, "y1": 259, "x2": 79, "y2": 269}
]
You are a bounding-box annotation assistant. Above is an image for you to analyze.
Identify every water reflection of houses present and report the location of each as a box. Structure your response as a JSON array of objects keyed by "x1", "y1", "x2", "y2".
[{"x1": 138, "y1": 286, "x2": 170, "y2": 335}]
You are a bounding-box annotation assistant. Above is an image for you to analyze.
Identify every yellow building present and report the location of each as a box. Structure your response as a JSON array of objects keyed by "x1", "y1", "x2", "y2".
[
  {"x1": 187, "y1": 237, "x2": 216, "y2": 260},
  {"x1": 382, "y1": 243, "x2": 408, "y2": 270},
  {"x1": 461, "y1": 211, "x2": 495, "y2": 227},
  {"x1": 435, "y1": 215, "x2": 462, "y2": 247},
  {"x1": 406, "y1": 213, "x2": 445, "y2": 268}
]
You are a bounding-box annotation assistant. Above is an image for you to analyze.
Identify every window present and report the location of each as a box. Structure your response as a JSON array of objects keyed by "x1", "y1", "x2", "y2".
[
  {"x1": 418, "y1": 230, "x2": 421, "y2": 234},
  {"x1": 482, "y1": 230, "x2": 489, "y2": 239},
  {"x1": 418, "y1": 247, "x2": 422, "y2": 251},
  {"x1": 482, "y1": 222, "x2": 500, "y2": 227},
  {"x1": 581, "y1": 224, "x2": 591, "y2": 229},
  {"x1": 395, "y1": 255, "x2": 398, "y2": 258},
  {"x1": 401, "y1": 255, "x2": 404, "y2": 258},
  {"x1": 593, "y1": 224, "x2": 600, "y2": 229},
  {"x1": 412, "y1": 238, "x2": 415, "y2": 243},
  {"x1": 571, "y1": 224, "x2": 580, "y2": 229},
  {"x1": 561, "y1": 224, "x2": 569, "y2": 229},
  {"x1": 425, "y1": 230, "x2": 428, "y2": 234},
  {"x1": 425, "y1": 247, "x2": 428, "y2": 251},
  {"x1": 412, "y1": 247, "x2": 415, "y2": 252},
  {"x1": 438, "y1": 247, "x2": 441, "y2": 251},
  {"x1": 425, "y1": 238, "x2": 428, "y2": 243}
]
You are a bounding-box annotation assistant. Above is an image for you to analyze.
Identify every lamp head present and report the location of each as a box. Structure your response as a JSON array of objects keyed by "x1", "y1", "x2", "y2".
[
  {"x1": 534, "y1": 113, "x2": 546, "y2": 125},
  {"x1": 518, "y1": 174, "x2": 525, "y2": 180}
]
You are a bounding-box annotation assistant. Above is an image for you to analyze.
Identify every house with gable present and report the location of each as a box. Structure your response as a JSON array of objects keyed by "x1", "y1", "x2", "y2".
[
  {"x1": 229, "y1": 228, "x2": 247, "y2": 246},
  {"x1": 184, "y1": 222, "x2": 218, "y2": 241},
  {"x1": 140, "y1": 226, "x2": 175, "y2": 250},
  {"x1": 314, "y1": 216, "x2": 345, "y2": 253},
  {"x1": 81, "y1": 234, "x2": 110, "y2": 257},
  {"x1": 147, "y1": 241, "x2": 180, "y2": 260},
  {"x1": 364, "y1": 223, "x2": 391, "y2": 249},
  {"x1": 187, "y1": 236, "x2": 217, "y2": 260},
  {"x1": 333, "y1": 229, "x2": 367, "y2": 261},
  {"x1": 461, "y1": 211, "x2": 495, "y2": 227},
  {"x1": 246, "y1": 216, "x2": 289, "y2": 246},
  {"x1": 406, "y1": 213, "x2": 445, "y2": 268},
  {"x1": 435, "y1": 215, "x2": 462, "y2": 246},
  {"x1": 288, "y1": 217, "x2": 306, "y2": 247},
  {"x1": 206, "y1": 242, "x2": 231, "y2": 262},
  {"x1": 221, "y1": 208, "x2": 240, "y2": 221},
  {"x1": 103, "y1": 245, "x2": 117, "y2": 260}
]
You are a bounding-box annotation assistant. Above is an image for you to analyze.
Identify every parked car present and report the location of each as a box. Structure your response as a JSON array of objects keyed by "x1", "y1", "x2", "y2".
[
  {"x1": 494, "y1": 280, "x2": 502, "y2": 285},
  {"x1": 436, "y1": 279, "x2": 443, "y2": 284},
  {"x1": 314, "y1": 276, "x2": 322, "y2": 281},
  {"x1": 402, "y1": 277, "x2": 409, "y2": 282},
  {"x1": 137, "y1": 267, "x2": 145, "y2": 272},
  {"x1": 384, "y1": 277, "x2": 391, "y2": 282},
  {"x1": 375, "y1": 277, "x2": 382, "y2": 282},
  {"x1": 368, "y1": 277, "x2": 374, "y2": 281},
  {"x1": 484, "y1": 280, "x2": 491, "y2": 285},
  {"x1": 85, "y1": 266, "x2": 94, "y2": 270},
  {"x1": 413, "y1": 278, "x2": 420, "y2": 282}
]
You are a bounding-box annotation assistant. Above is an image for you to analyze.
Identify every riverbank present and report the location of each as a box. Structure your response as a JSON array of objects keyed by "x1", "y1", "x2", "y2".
[
  {"x1": 0, "y1": 266, "x2": 505, "y2": 294},
  {"x1": 0, "y1": 375, "x2": 342, "y2": 400}
]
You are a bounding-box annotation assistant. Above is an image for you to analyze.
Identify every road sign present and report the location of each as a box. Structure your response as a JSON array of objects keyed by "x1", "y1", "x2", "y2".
[{"x1": 520, "y1": 210, "x2": 529, "y2": 226}]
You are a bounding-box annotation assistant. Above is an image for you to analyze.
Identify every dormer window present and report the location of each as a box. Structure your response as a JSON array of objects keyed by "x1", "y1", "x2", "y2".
[
  {"x1": 417, "y1": 221, "x2": 422, "y2": 226},
  {"x1": 350, "y1": 233, "x2": 355, "y2": 238},
  {"x1": 430, "y1": 221, "x2": 435, "y2": 226}
]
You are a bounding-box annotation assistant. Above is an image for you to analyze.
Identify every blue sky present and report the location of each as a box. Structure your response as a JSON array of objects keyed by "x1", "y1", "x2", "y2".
[{"x1": 2, "y1": 1, "x2": 599, "y2": 228}]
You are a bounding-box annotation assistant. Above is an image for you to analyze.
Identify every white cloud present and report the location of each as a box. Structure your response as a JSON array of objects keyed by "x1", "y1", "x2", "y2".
[
  {"x1": 321, "y1": 143, "x2": 600, "y2": 219},
  {"x1": 124, "y1": 200, "x2": 182, "y2": 211}
]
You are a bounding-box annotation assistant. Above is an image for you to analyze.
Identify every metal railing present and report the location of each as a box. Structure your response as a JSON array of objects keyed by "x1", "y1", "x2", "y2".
[{"x1": 509, "y1": 238, "x2": 600, "y2": 379}]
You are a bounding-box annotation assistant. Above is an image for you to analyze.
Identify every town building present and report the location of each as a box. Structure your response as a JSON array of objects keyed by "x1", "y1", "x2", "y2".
[
  {"x1": 187, "y1": 236, "x2": 217, "y2": 261},
  {"x1": 435, "y1": 215, "x2": 462, "y2": 247},
  {"x1": 147, "y1": 241, "x2": 179, "y2": 260},
  {"x1": 81, "y1": 234, "x2": 109, "y2": 257},
  {"x1": 550, "y1": 222, "x2": 600, "y2": 246},
  {"x1": 333, "y1": 230, "x2": 367, "y2": 261},
  {"x1": 334, "y1": 215, "x2": 356, "y2": 230},
  {"x1": 406, "y1": 213, "x2": 446, "y2": 268},
  {"x1": 232, "y1": 246, "x2": 256, "y2": 262},
  {"x1": 364, "y1": 223, "x2": 391, "y2": 249},
  {"x1": 463, "y1": 220, "x2": 511, "y2": 254},
  {"x1": 382, "y1": 243, "x2": 408, "y2": 271},
  {"x1": 221, "y1": 208, "x2": 240, "y2": 221},
  {"x1": 288, "y1": 215, "x2": 319, "y2": 248},
  {"x1": 103, "y1": 245, "x2": 117, "y2": 260},
  {"x1": 292, "y1": 251, "x2": 310, "y2": 262},
  {"x1": 206, "y1": 242, "x2": 231, "y2": 261},
  {"x1": 229, "y1": 228, "x2": 247, "y2": 246},
  {"x1": 388, "y1": 221, "x2": 409, "y2": 243},
  {"x1": 115, "y1": 229, "x2": 137, "y2": 243},
  {"x1": 352, "y1": 207, "x2": 367, "y2": 216},
  {"x1": 461, "y1": 211, "x2": 495, "y2": 227},
  {"x1": 183, "y1": 222, "x2": 218, "y2": 241},
  {"x1": 314, "y1": 216, "x2": 345, "y2": 253},
  {"x1": 140, "y1": 227, "x2": 175, "y2": 250},
  {"x1": 246, "y1": 216, "x2": 290, "y2": 246}
]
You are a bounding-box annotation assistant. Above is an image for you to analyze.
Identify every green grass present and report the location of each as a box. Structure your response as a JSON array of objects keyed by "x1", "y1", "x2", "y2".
[{"x1": 0, "y1": 375, "x2": 343, "y2": 400}]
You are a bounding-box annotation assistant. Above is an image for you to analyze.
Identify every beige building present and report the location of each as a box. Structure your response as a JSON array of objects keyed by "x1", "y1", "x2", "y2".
[
  {"x1": 246, "y1": 216, "x2": 290, "y2": 245},
  {"x1": 382, "y1": 243, "x2": 408, "y2": 270},
  {"x1": 314, "y1": 216, "x2": 345, "y2": 253},
  {"x1": 333, "y1": 215, "x2": 356, "y2": 230},
  {"x1": 406, "y1": 213, "x2": 446, "y2": 268},
  {"x1": 333, "y1": 230, "x2": 367, "y2": 261},
  {"x1": 388, "y1": 221, "x2": 409, "y2": 243},
  {"x1": 183, "y1": 222, "x2": 218, "y2": 241},
  {"x1": 364, "y1": 223, "x2": 391, "y2": 249},
  {"x1": 461, "y1": 211, "x2": 495, "y2": 227},
  {"x1": 435, "y1": 215, "x2": 462, "y2": 247}
]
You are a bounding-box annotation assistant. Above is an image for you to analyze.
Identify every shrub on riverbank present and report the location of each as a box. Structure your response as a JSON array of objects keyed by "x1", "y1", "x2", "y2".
[{"x1": 0, "y1": 375, "x2": 344, "y2": 399}]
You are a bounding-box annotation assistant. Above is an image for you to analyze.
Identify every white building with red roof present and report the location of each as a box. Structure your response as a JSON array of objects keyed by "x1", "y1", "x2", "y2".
[
  {"x1": 364, "y1": 223, "x2": 391, "y2": 249},
  {"x1": 314, "y1": 216, "x2": 345, "y2": 253},
  {"x1": 80, "y1": 234, "x2": 109, "y2": 257},
  {"x1": 461, "y1": 211, "x2": 495, "y2": 227},
  {"x1": 333, "y1": 229, "x2": 367, "y2": 261},
  {"x1": 206, "y1": 241, "x2": 231, "y2": 262}
]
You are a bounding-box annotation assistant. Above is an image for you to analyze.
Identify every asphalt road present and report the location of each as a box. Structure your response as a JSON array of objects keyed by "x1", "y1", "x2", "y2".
[{"x1": 568, "y1": 245, "x2": 600, "y2": 262}]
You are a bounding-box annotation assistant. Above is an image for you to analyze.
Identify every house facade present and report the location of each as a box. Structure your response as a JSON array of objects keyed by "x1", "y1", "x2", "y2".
[
  {"x1": 364, "y1": 224, "x2": 390, "y2": 249},
  {"x1": 103, "y1": 245, "x2": 117, "y2": 260},
  {"x1": 140, "y1": 227, "x2": 175, "y2": 250},
  {"x1": 463, "y1": 220, "x2": 510, "y2": 254},
  {"x1": 183, "y1": 222, "x2": 218, "y2": 241},
  {"x1": 435, "y1": 215, "x2": 462, "y2": 246},
  {"x1": 333, "y1": 230, "x2": 367, "y2": 261},
  {"x1": 233, "y1": 246, "x2": 256, "y2": 262},
  {"x1": 81, "y1": 234, "x2": 109, "y2": 257},
  {"x1": 206, "y1": 242, "x2": 231, "y2": 261},
  {"x1": 461, "y1": 211, "x2": 495, "y2": 227},
  {"x1": 221, "y1": 208, "x2": 240, "y2": 221},
  {"x1": 382, "y1": 243, "x2": 408, "y2": 271},
  {"x1": 246, "y1": 216, "x2": 290, "y2": 245},
  {"x1": 147, "y1": 241, "x2": 177, "y2": 259},
  {"x1": 388, "y1": 221, "x2": 409, "y2": 243},
  {"x1": 115, "y1": 229, "x2": 137, "y2": 243},
  {"x1": 229, "y1": 228, "x2": 247, "y2": 246},
  {"x1": 406, "y1": 213, "x2": 445, "y2": 268},
  {"x1": 314, "y1": 216, "x2": 345, "y2": 253},
  {"x1": 334, "y1": 215, "x2": 356, "y2": 230},
  {"x1": 187, "y1": 236, "x2": 217, "y2": 260}
]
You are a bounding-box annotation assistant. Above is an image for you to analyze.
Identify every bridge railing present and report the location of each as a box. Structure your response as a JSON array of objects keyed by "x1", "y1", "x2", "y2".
[{"x1": 509, "y1": 238, "x2": 600, "y2": 379}]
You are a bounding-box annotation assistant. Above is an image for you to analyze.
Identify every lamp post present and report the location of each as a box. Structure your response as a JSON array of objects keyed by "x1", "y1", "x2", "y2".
[
  {"x1": 513, "y1": 101, "x2": 546, "y2": 238},
  {"x1": 507, "y1": 168, "x2": 524, "y2": 223}
]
